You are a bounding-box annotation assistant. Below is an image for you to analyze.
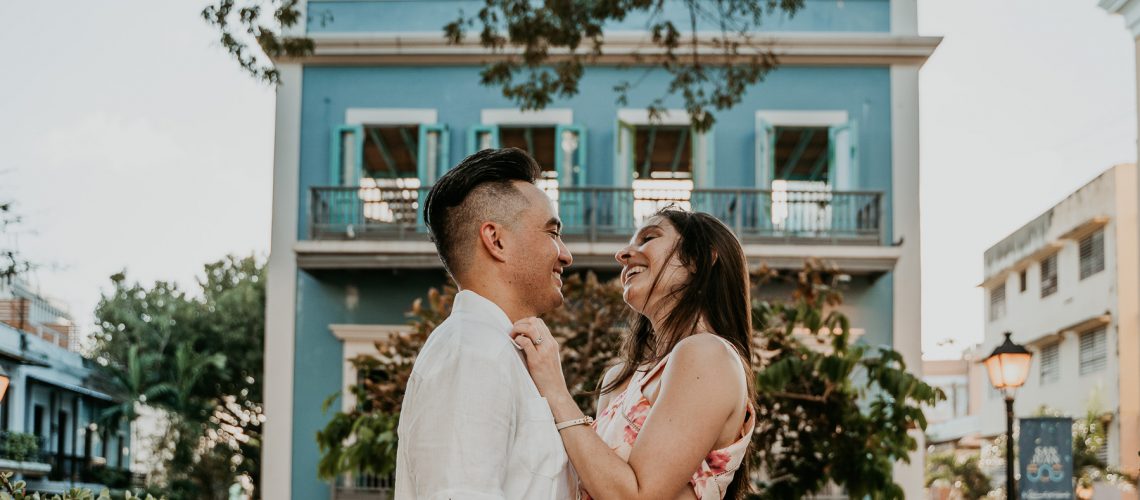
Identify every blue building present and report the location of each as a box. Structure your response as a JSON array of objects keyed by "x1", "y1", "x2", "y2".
[
  {"x1": 0, "y1": 283, "x2": 132, "y2": 493},
  {"x1": 262, "y1": 1, "x2": 940, "y2": 497}
]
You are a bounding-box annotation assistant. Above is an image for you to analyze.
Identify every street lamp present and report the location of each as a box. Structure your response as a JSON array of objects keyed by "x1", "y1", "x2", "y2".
[{"x1": 983, "y1": 331, "x2": 1033, "y2": 500}]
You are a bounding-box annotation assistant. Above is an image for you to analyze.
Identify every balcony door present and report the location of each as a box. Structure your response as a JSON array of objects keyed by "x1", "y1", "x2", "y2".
[
  {"x1": 329, "y1": 109, "x2": 447, "y2": 234},
  {"x1": 756, "y1": 111, "x2": 858, "y2": 236},
  {"x1": 614, "y1": 109, "x2": 713, "y2": 233}
]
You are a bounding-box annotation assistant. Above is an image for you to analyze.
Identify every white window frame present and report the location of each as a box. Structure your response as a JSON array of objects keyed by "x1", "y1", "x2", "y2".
[
  {"x1": 329, "y1": 324, "x2": 413, "y2": 411},
  {"x1": 481, "y1": 108, "x2": 573, "y2": 126},
  {"x1": 346, "y1": 109, "x2": 438, "y2": 126},
  {"x1": 615, "y1": 109, "x2": 714, "y2": 188},
  {"x1": 755, "y1": 110, "x2": 851, "y2": 190}
]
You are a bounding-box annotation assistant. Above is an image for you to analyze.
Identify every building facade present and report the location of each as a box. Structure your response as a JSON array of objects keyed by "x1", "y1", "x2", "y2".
[
  {"x1": 978, "y1": 164, "x2": 1140, "y2": 497},
  {"x1": 262, "y1": 1, "x2": 940, "y2": 497},
  {"x1": 1097, "y1": 0, "x2": 1140, "y2": 489},
  {"x1": 0, "y1": 283, "x2": 132, "y2": 492}
]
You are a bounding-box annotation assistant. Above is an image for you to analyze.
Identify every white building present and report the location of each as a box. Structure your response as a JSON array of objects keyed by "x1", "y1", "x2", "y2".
[{"x1": 978, "y1": 163, "x2": 1139, "y2": 497}]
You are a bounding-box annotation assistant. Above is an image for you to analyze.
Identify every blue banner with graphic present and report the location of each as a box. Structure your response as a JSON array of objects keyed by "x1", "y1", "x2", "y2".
[{"x1": 1019, "y1": 417, "x2": 1074, "y2": 500}]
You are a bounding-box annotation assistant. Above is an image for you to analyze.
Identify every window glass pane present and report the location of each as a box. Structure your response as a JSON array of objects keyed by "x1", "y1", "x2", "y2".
[
  {"x1": 773, "y1": 126, "x2": 830, "y2": 183},
  {"x1": 633, "y1": 126, "x2": 692, "y2": 180},
  {"x1": 362, "y1": 125, "x2": 420, "y2": 179}
]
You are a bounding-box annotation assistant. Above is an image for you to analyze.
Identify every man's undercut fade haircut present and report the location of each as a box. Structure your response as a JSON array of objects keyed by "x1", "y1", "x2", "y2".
[{"x1": 423, "y1": 148, "x2": 542, "y2": 279}]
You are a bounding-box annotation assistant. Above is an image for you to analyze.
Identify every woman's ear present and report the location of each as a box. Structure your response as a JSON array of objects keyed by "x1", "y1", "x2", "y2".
[{"x1": 479, "y1": 221, "x2": 509, "y2": 263}]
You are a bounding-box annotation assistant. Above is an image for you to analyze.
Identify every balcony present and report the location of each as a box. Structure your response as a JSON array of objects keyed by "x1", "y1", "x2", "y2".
[{"x1": 302, "y1": 185, "x2": 900, "y2": 272}]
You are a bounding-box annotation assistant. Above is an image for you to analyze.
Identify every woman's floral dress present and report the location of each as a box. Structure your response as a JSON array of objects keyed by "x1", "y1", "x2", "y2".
[{"x1": 581, "y1": 337, "x2": 755, "y2": 499}]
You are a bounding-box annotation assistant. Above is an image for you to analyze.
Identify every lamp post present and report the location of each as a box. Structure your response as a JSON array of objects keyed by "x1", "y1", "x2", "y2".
[{"x1": 983, "y1": 332, "x2": 1033, "y2": 500}]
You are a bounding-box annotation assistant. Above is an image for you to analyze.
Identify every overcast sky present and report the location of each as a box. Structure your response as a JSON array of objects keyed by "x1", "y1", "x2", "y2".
[{"x1": 0, "y1": 0, "x2": 1135, "y2": 360}]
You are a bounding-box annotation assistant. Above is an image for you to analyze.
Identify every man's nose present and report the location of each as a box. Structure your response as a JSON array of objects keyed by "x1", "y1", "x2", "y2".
[{"x1": 559, "y1": 239, "x2": 573, "y2": 267}]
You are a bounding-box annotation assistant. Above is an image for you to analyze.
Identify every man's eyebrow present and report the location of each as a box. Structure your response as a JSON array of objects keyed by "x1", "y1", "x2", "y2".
[{"x1": 545, "y1": 217, "x2": 562, "y2": 231}]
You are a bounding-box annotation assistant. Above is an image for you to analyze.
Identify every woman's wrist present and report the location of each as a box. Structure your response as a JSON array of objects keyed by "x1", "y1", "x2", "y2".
[{"x1": 547, "y1": 392, "x2": 584, "y2": 422}]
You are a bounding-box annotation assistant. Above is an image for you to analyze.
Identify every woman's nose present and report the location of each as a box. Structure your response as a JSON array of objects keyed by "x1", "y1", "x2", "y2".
[{"x1": 615, "y1": 246, "x2": 632, "y2": 264}]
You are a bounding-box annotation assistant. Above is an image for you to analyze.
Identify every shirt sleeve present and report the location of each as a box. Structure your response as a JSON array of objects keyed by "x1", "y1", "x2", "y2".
[{"x1": 398, "y1": 342, "x2": 515, "y2": 499}]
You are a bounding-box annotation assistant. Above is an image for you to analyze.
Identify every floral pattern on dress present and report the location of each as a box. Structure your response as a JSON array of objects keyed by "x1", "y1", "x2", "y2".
[{"x1": 579, "y1": 349, "x2": 755, "y2": 500}]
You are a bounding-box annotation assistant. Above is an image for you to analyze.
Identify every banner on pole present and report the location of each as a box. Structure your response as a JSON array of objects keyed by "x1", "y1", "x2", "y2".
[{"x1": 1018, "y1": 417, "x2": 1074, "y2": 500}]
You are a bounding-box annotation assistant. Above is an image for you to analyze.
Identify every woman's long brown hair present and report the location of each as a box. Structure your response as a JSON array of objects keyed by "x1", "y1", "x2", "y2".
[{"x1": 600, "y1": 207, "x2": 755, "y2": 499}]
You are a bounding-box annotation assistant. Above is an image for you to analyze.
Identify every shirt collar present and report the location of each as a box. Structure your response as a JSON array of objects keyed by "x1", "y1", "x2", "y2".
[{"x1": 452, "y1": 290, "x2": 513, "y2": 331}]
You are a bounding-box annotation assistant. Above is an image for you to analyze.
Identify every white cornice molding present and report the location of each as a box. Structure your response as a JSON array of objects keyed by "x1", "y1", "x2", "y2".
[
  {"x1": 329, "y1": 323, "x2": 412, "y2": 342},
  {"x1": 1100, "y1": 0, "x2": 1140, "y2": 37},
  {"x1": 294, "y1": 239, "x2": 901, "y2": 272},
  {"x1": 284, "y1": 32, "x2": 942, "y2": 66}
]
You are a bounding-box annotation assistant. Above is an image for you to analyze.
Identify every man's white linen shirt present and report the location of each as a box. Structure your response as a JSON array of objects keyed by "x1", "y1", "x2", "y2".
[{"x1": 395, "y1": 290, "x2": 574, "y2": 500}]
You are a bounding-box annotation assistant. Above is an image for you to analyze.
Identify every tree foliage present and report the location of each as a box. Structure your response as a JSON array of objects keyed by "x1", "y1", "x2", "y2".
[
  {"x1": 91, "y1": 255, "x2": 265, "y2": 500},
  {"x1": 317, "y1": 262, "x2": 942, "y2": 497},
  {"x1": 925, "y1": 453, "x2": 991, "y2": 500},
  {"x1": 202, "y1": 0, "x2": 807, "y2": 131},
  {"x1": 748, "y1": 261, "x2": 944, "y2": 499}
]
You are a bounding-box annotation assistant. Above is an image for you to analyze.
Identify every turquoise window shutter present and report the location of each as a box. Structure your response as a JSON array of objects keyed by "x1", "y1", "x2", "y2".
[
  {"x1": 754, "y1": 116, "x2": 775, "y2": 232},
  {"x1": 692, "y1": 123, "x2": 715, "y2": 188},
  {"x1": 828, "y1": 120, "x2": 860, "y2": 234},
  {"x1": 554, "y1": 124, "x2": 587, "y2": 186},
  {"x1": 613, "y1": 120, "x2": 635, "y2": 187},
  {"x1": 330, "y1": 124, "x2": 364, "y2": 186},
  {"x1": 827, "y1": 120, "x2": 859, "y2": 191},
  {"x1": 417, "y1": 124, "x2": 450, "y2": 185},
  {"x1": 466, "y1": 125, "x2": 500, "y2": 154},
  {"x1": 690, "y1": 123, "x2": 715, "y2": 215},
  {"x1": 754, "y1": 116, "x2": 774, "y2": 188}
]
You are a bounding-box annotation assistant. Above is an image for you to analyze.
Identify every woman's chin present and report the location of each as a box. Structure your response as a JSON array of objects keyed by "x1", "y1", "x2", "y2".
[{"x1": 621, "y1": 291, "x2": 646, "y2": 315}]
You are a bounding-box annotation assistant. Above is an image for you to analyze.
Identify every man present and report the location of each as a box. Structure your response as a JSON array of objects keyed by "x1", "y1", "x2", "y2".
[{"x1": 395, "y1": 148, "x2": 575, "y2": 499}]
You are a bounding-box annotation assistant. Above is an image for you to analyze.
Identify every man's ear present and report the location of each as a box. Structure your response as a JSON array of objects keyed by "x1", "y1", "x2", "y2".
[{"x1": 479, "y1": 221, "x2": 509, "y2": 263}]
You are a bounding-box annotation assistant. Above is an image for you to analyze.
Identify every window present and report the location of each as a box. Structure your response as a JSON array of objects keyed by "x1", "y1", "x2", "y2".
[
  {"x1": 756, "y1": 111, "x2": 859, "y2": 236},
  {"x1": 631, "y1": 125, "x2": 695, "y2": 220},
  {"x1": 1079, "y1": 327, "x2": 1107, "y2": 375},
  {"x1": 1019, "y1": 269, "x2": 1028, "y2": 293},
  {"x1": 1040, "y1": 342, "x2": 1060, "y2": 384},
  {"x1": 1079, "y1": 229, "x2": 1105, "y2": 280},
  {"x1": 329, "y1": 109, "x2": 448, "y2": 231},
  {"x1": 1041, "y1": 254, "x2": 1058, "y2": 297},
  {"x1": 1080, "y1": 327, "x2": 1108, "y2": 375},
  {"x1": 615, "y1": 109, "x2": 713, "y2": 229},
  {"x1": 989, "y1": 283, "x2": 1006, "y2": 322}
]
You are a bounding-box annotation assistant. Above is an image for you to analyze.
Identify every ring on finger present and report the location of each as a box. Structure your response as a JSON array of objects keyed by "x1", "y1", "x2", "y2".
[{"x1": 534, "y1": 336, "x2": 544, "y2": 345}]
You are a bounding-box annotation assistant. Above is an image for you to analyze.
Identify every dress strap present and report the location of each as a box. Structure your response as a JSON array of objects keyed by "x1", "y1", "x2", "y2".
[{"x1": 635, "y1": 355, "x2": 671, "y2": 391}]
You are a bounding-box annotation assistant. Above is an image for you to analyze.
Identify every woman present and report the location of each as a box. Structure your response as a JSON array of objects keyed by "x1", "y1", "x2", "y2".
[{"x1": 511, "y1": 208, "x2": 756, "y2": 500}]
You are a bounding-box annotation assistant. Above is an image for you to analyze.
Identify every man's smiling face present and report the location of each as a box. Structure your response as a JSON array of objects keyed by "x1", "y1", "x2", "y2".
[{"x1": 505, "y1": 182, "x2": 573, "y2": 315}]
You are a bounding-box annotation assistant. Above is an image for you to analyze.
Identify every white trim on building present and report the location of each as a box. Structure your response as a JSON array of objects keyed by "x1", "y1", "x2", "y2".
[{"x1": 262, "y1": 63, "x2": 304, "y2": 500}]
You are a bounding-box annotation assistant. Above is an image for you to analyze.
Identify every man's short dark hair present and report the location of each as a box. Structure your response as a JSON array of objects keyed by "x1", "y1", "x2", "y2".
[{"x1": 423, "y1": 148, "x2": 542, "y2": 278}]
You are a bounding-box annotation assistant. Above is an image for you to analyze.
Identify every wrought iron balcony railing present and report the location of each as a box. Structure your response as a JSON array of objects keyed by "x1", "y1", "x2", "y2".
[{"x1": 310, "y1": 185, "x2": 883, "y2": 245}]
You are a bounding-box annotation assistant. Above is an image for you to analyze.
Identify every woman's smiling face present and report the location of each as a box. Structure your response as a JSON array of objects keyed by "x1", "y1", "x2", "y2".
[{"x1": 615, "y1": 216, "x2": 691, "y2": 318}]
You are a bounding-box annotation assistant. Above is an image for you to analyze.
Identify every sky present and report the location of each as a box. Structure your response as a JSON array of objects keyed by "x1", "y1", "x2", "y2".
[{"x1": 0, "y1": 0, "x2": 1136, "y2": 360}]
